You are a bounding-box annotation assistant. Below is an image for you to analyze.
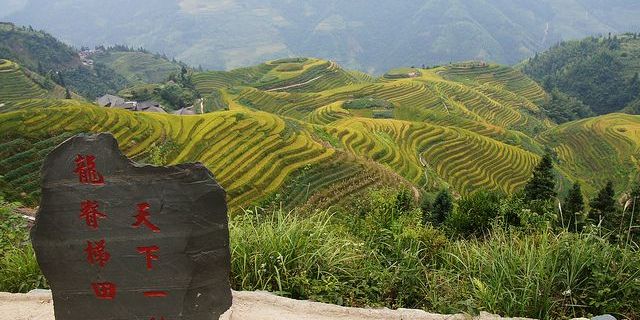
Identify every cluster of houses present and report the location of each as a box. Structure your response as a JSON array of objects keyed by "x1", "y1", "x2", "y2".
[
  {"x1": 96, "y1": 94, "x2": 196, "y2": 115},
  {"x1": 78, "y1": 48, "x2": 101, "y2": 66}
]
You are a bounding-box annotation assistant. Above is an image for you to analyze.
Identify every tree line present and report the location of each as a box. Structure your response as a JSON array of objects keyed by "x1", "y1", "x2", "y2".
[{"x1": 421, "y1": 153, "x2": 639, "y2": 244}]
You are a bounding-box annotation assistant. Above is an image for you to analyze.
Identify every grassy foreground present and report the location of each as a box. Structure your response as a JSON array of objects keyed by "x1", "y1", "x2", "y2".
[{"x1": 1, "y1": 191, "x2": 638, "y2": 319}]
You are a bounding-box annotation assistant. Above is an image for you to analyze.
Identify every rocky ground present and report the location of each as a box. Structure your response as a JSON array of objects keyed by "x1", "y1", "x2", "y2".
[{"x1": 0, "y1": 290, "x2": 528, "y2": 320}]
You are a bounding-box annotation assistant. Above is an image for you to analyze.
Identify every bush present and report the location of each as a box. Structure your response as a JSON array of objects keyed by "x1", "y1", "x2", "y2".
[
  {"x1": 0, "y1": 198, "x2": 47, "y2": 292},
  {"x1": 275, "y1": 63, "x2": 304, "y2": 72},
  {"x1": 446, "y1": 190, "x2": 502, "y2": 237},
  {"x1": 343, "y1": 98, "x2": 394, "y2": 110},
  {"x1": 0, "y1": 199, "x2": 24, "y2": 253},
  {"x1": 0, "y1": 246, "x2": 46, "y2": 293},
  {"x1": 272, "y1": 58, "x2": 308, "y2": 64},
  {"x1": 424, "y1": 189, "x2": 453, "y2": 226}
]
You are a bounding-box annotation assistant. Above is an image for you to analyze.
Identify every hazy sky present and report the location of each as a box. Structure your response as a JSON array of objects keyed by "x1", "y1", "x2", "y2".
[{"x1": 2, "y1": 0, "x2": 639, "y2": 72}]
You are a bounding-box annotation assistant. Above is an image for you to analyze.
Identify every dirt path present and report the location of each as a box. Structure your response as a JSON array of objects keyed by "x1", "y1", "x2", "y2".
[
  {"x1": 0, "y1": 290, "x2": 526, "y2": 320},
  {"x1": 265, "y1": 75, "x2": 323, "y2": 92}
]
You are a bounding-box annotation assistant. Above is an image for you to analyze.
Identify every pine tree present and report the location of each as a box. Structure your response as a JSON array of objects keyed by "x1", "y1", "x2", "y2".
[
  {"x1": 563, "y1": 182, "x2": 585, "y2": 231},
  {"x1": 589, "y1": 181, "x2": 617, "y2": 228},
  {"x1": 524, "y1": 153, "x2": 556, "y2": 202},
  {"x1": 628, "y1": 73, "x2": 640, "y2": 100},
  {"x1": 428, "y1": 189, "x2": 453, "y2": 225},
  {"x1": 395, "y1": 188, "x2": 413, "y2": 213}
]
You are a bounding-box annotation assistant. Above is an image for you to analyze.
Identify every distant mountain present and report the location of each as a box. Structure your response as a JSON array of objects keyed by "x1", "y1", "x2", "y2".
[
  {"x1": 0, "y1": 23, "x2": 184, "y2": 99},
  {"x1": 92, "y1": 48, "x2": 183, "y2": 84},
  {"x1": 0, "y1": 23, "x2": 127, "y2": 99},
  {"x1": 3, "y1": 0, "x2": 640, "y2": 73},
  {"x1": 521, "y1": 33, "x2": 640, "y2": 121}
]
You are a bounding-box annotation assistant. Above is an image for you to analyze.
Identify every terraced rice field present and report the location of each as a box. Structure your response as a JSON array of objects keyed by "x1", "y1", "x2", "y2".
[
  {"x1": 538, "y1": 113, "x2": 640, "y2": 193},
  {"x1": 0, "y1": 60, "x2": 47, "y2": 105},
  {"x1": 214, "y1": 61, "x2": 551, "y2": 136},
  {"x1": 192, "y1": 58, "x2": 360, "y2": 95},
  {"x1": 93, "y1": 51, "x2": 181, "y2": 84},
  {"x1": 440, "y1": 64, "x2": 548, "y2": 105},
  {"x1": 3, "y1": 57, "x2": 640, "y2": 208},
  {"x1": 0, "y1": 102, "x2": 336, "y2": 210},
  {"x1": 325, "y1": 118, "x2": 540, "y2": 194}
]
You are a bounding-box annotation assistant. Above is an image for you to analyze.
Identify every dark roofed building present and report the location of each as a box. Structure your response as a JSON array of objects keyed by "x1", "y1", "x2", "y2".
[
  {"x1": 136, "y1": 101, "x2": 163, "y2": 111},
  {"x1": 142, "y1": 106, "x2": 167, "y2": 113},
  {"x1": 96, "y1": 94, "x2": 125, "y2": 108},
  {"x1": 97, "y1": 97, "x2": 167, "y2": 113},
  {"x1": 173, "y1": 107, "x2": 196, "y2": 115}
]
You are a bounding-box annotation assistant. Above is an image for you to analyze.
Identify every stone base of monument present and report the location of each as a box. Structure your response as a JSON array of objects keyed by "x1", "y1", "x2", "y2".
[
  {"x1": 32, "y1": 133, "x2": 232, "y2": 319},
  {"x1": 0, "y1": 289, "x2": 540, "y2": 320}
]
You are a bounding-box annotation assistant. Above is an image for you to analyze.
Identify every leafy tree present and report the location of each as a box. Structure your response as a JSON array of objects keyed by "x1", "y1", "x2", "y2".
[
  {"x1": 447, "y1": 190, "x2": 502, "y2": 237},
  {"x1": 563, "y1": 182, "x2": 585, "y2": 231},
  {"x1": 426, "y1": 189, "x2": 453, "y2": 225},
  {"x1": 624, "y1": 72, "x2": 640, "y2": 108},
  {"x1": 524, "y1": 153, "x2": 556, "y2": 202},
  {"x1": 622, "y1": 97, "x2": 640, "y2": 114},
  {"x1": 589, "y1": 181, "x2": 618, "y2": 228},
  {"x1": 544, "y1": 90, "x2": 593, "y2": 123},
  {"x1": 156, "y1": 83, "x2": 195, "y2": 109}
]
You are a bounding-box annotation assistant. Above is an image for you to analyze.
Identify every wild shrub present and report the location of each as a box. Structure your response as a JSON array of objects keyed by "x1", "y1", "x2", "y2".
[
  {"x1": 0, "y1": 198, "x2": 46, "y2": 292},
  {"x1": 275, "y1": 63, "x2": 303, "y2": 72},
  {"x1": 446, "y1": 190, "x2": 502, "y2": 237},
  {"x1": 423, "y1": 189, "x2": 453, "y2": 226},
  {"x1": 0, "y1": 246, "x2": 46, "y2": 292}
]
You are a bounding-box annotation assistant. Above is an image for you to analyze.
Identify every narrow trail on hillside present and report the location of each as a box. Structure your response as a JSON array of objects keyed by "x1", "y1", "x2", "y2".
[
  {"x1": 265, "y1": 75, "x2": 323, "y2": 92},
  {"x1": 541, "y1": 22, "x2": 550, "y2": 45},
  {"x1": 419, "y1": 152, "x2": 430, "y2": 189}
]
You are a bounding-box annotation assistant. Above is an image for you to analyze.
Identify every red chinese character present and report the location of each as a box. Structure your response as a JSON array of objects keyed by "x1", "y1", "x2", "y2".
[
  {"x1": 85, "y1": 240, "x2": 111, "y2": 267},
  {"x1": 137, "y1": 245, "x2": 159, "y2": 270},
  {"x1": 79, "y1": 200, "x2": 106, "y2": 229},
  {"x1": 74, "y1": 154, "x2": 104, "y2": 185},
  {"x1": 132, "y1": 202, "x2": 160, "y2": 232},
  {"x1": 144, "y1": 291, "x2": 168, "y2": 298},
  {"x1": 150, "y1": 317, "x2": 166, "y2": 320},
  {"x1": 91, "y1": 282, "x2": 116, "y2": 300}
]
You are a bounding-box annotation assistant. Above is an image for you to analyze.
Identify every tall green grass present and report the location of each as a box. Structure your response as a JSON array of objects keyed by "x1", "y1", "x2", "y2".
[
  {"x1": 229, "y1": 208, "x2": 365, "y2": 303},
  {"x1": 1, "y1": 194, "x2": 638, "y2": 319},
  {"x1": 0, "y1": 198, "x2": 46, "y2": 292},
  {"x1": 443, "y1": 230, "x2": 640, "y2": 318}
]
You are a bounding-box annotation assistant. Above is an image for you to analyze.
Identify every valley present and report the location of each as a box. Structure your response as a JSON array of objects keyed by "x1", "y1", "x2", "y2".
[
  {"x1": 1, "y1": 54, "x2": 639, "y2": 210},
  {"x1": 1, "y1": 18, "x2": 640, "y2": 319}
]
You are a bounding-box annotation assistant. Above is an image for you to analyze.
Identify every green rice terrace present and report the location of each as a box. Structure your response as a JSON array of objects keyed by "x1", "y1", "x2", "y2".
[{"x1": 1, "y1": 58, "x2": 639, "y2": 212}]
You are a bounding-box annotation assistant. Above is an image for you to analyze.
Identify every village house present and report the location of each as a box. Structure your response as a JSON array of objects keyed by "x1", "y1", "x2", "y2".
[
  {"x1": 172, "y1": 106, "x2": 196, "y2": 115},
  {"x1": 95, "y1": 94, "x2": 167, "y2": 113},
  {"x1": 96, "y1": 94, "x2": 125, "y2": 108}
]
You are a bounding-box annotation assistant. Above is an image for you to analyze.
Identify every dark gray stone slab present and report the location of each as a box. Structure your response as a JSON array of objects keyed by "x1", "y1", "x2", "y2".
[{"x1": 31, "y1": 133, "x2": 232, "y2": 320}]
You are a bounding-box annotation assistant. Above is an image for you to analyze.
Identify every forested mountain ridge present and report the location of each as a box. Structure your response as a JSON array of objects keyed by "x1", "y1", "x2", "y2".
[
  {"x1": 3, "y1": 0, "x2": 640, "y2": 73},
  {"x1": 0, "y1": 22, "x2": 184, "y2": 99},
  {"x1": 521, "y1": 33, "x2": 640, "y2": 122}
]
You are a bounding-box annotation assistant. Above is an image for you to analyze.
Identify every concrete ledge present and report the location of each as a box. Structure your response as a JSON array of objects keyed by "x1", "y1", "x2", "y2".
[{"x1": 0, "y1": 290, "x2": 530, "y2": 320}]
